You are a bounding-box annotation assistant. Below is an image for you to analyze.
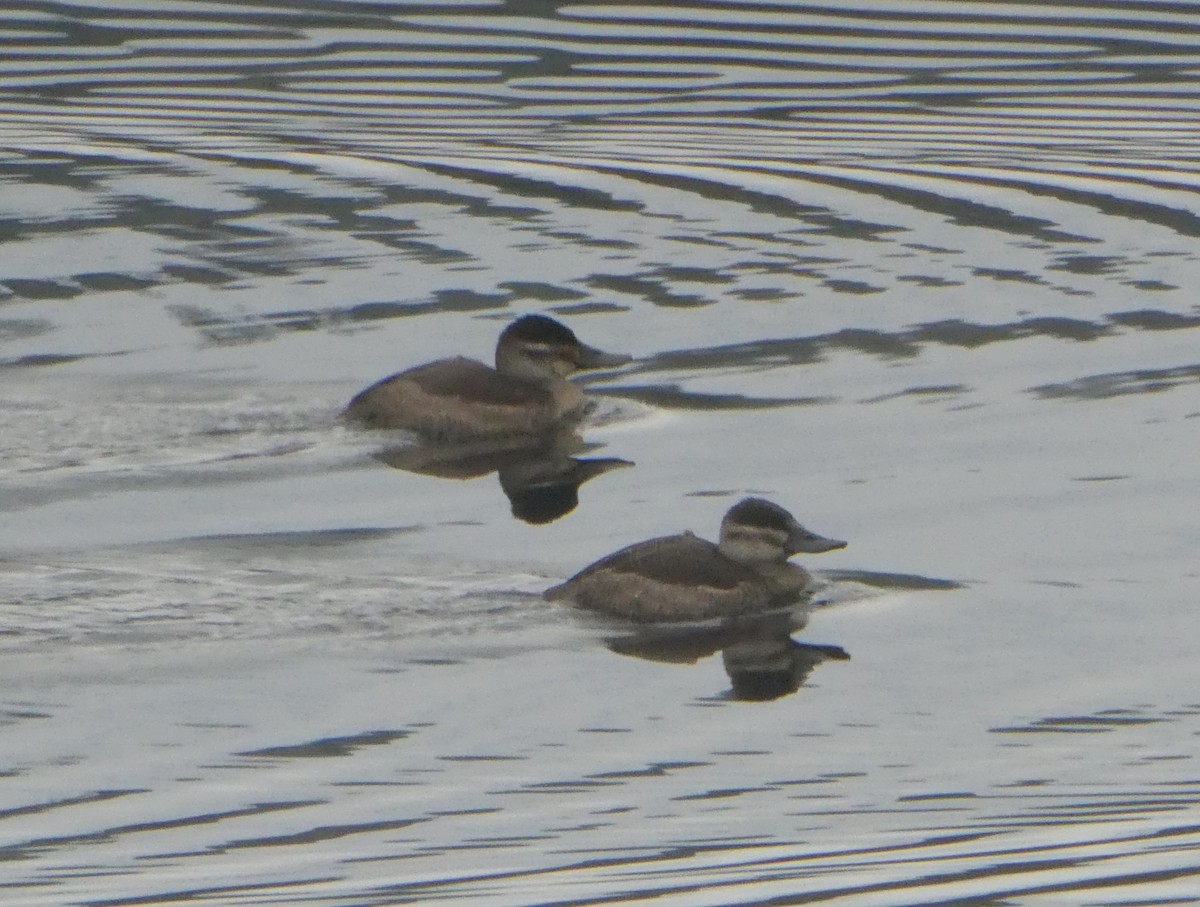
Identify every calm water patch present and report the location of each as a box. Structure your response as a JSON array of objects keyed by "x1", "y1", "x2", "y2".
[{"x1": 2, "y1": 0, "x2": 1199, "y2": 904}]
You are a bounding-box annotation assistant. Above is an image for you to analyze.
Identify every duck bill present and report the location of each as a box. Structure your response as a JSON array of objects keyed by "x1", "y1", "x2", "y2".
[
  {"x1": 575, "y1": 343, "x2": 632, "y2": 370},
  {"x1": 788, "y1": 528, "x2": 847, "y2": 555}
]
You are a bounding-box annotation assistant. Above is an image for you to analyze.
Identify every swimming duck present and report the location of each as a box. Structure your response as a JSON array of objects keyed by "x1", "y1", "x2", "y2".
[
  {"x1": 343, "y1": 314, "x2": 629, "y2": 440},
  {"x1": 545, "y1": 498, "x2": 846, "y2": 622}
]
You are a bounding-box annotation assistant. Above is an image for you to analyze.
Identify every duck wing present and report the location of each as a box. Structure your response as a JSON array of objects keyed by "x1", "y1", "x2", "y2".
[
  {"x1": 399, "y1": 359, "x2": 546, "y2": 406},
  {"x1": 546, "y1": 533, "x2": 766, "y2": 622},
  {"x1": 587, "y1": 533, "x2": 748, "y2": 588},
  {"x1": 345, "y1": 358, "x2": 551, "y2": 437}
]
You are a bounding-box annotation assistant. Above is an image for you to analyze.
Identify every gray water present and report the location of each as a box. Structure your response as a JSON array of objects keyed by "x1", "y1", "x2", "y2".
[{"x1": 2, "y1": 1, "x2": 1199, "y2": 904}]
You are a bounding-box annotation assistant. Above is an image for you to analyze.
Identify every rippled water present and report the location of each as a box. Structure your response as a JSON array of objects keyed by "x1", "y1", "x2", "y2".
[{"x1": 2, "y1": 1, "x2": 1199, "y2": 904}]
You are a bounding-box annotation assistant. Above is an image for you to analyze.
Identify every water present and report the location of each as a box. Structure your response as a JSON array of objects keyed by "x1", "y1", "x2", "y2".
[{"x1": 2, "y1": 1, "x2": 1199, "y2": 904}]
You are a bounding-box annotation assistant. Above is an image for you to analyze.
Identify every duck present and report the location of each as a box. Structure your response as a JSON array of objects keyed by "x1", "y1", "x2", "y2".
[
  {"x1": 545, "y1": 497, "x2": 846, "y2": 622},
  {"x1": 343, "y1": 314, "x2": 629, "y2": 441}
]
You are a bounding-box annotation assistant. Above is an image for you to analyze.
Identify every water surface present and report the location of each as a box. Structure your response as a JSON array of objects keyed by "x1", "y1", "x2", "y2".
[{"x1": 2, "y1": 1, "x2": 1199, "y2": 904}]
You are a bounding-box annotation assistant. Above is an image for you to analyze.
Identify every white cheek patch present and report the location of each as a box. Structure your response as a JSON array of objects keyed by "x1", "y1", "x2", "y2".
[
  {"x1": 765, "y1": 528, "x2": 790, "y2": 555},
  {"x1": 748, "y1": 526, "x2": 788, "y2": 547},
  {"x1": 726, "y1": 525, "x2": 789, "y2": 561},
  {"x1": 521, "y1": 343, "x2": 576, "y2": 372},
  {"x1": 522, "y1": 342, "x2": 558, "y2": 359}
]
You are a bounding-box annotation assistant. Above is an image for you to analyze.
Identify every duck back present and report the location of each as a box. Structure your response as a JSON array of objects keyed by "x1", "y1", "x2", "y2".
[
  {"x1": 344, "y1": 357, "x2": 579, "y2": 440},
  {"x1": 545, "y1": 532, "x2": 776, "y2": 622}
]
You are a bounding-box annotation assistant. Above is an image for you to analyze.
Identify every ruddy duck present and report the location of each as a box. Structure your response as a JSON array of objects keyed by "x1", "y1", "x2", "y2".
[
  {"x1": 343, "y1": 314, "x2": 629, "y2": 440},
  {"x1": 544, "y1": 498, "x2": 846, "y2": 622}
]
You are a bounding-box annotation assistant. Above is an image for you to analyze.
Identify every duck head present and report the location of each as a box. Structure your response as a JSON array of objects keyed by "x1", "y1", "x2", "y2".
[
  {"x1": 718, "y1": 497, "x2": 847, "y2": 566},
  {"x1": 495, "y1": 314, "x2": 630, "y2": 383}
]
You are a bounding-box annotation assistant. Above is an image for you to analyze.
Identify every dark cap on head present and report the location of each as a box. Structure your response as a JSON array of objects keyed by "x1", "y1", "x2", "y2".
[
  {"x1": 724, "y1": 497, "x2": 796, "y2": 531},
  {"x1": 724, "y1": 497, "x2": 847, "y2": 555},
  {"x1": 502, "y1": 314, "x2": 580, "y2": 345},
  {"x1": 501, "y1": 314, "x2": 631, "y2": 369}
]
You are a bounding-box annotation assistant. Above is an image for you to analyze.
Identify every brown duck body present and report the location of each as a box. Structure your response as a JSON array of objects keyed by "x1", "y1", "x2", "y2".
[
  {"x1": 545, "y1": 531, "x2": 815, "y2": 622},
  {"x1": 343, "y1": 315, "x2": 628, "y2": 442},
  {"x1": 344, "y1": 356, "x2": 587, "y2": 441}
]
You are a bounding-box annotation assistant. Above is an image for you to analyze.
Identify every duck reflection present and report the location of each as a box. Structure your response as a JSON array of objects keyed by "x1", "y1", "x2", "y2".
[
  {"x1": 373, "y1": 430, "x2": 631, "y2": 524},
  {"x1": 603, "y1": 608, "x2": 848, "y2": 702},
  {"x1": 723, "y1": 635, "x2": 849, "y2": 702}
]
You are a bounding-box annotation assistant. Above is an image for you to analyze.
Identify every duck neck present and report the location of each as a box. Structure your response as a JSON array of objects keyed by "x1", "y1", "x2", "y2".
[
  {"x1": 754, "y1": 561, "x2": 812, "y2": 601},
  {"x1": 719, "y1": 536, "x2": 811, "y2": 601}
]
